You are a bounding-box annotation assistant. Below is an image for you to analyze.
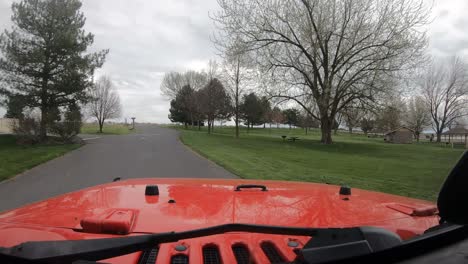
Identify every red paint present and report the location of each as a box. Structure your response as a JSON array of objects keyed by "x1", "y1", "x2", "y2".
[
  {"x1": 0, "y1": 179, "x2": 440, "y2": 263},
  {"x1": 80, "y1": 209, "x2": 135, "y2": 235},
  {"x1": 386, "y1": 203, "x2": 438, "y2": 217}
]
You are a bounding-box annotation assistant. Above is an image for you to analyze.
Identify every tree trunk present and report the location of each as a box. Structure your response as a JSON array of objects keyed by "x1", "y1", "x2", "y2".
[
  {"x1": 198, "y1": 121, "x2": 201, "y2": 131},
  {"x1": 99, "y1": 120, "x2": 104, "y2": 133},
  {"x1": 39, "y1": 106, "x2": 48, "y2": 140},
  {"x1": 263, "y1": 123, "x2": 266, "y2": 128},
  {"x1": 348, "y1": 127, "x2": 353, "y2": 134},
  {"x1": 277, "y1": 123, "x2": 279, "y2": 128},
  {"x1": 235, "y1": 56, "x2": 240, "y2": 139},
  {"x1": 305, "y1": 127, "x2": 308, "y2": 135},
  {"x1": 235, "y1": 114, "x2": 239, "y2": 139},
  {"x1": 184, "y1": 122, "x2": 188, "y2": 129},
  {"x1": 211, "y1": 120, "x2": 214, "y2": 132},
  {"x1": 436, "y1": 131, "x2": 442, "y2": 142},
  {"x1": 320, "y1": 118, "x2": 333, "y2": 144},
  {"x1": 247, "y1": 121, "x2": 250, "y2": 133}
]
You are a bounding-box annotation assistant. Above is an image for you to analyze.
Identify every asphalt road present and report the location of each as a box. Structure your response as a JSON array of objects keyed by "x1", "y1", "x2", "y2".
[{"x1": 0, "y1": 125, "x2": 237, "y2": 212}]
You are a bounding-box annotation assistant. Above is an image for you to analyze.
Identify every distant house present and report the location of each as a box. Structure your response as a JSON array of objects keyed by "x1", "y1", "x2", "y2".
[{"x1": 384, "y1": 127, "x2": 413, "y2": 144}]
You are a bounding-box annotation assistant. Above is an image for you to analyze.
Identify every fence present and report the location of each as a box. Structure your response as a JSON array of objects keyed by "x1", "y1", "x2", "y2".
[{"x1": 0, "y1": 118, "x2": 17, "y2": 133}]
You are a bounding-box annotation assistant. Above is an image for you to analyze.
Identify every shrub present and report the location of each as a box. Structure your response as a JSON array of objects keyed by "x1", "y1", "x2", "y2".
[
  {"x1": 12, "y1": 117, "x2": 41, "y2": 144},
  {"x1": 48, "y1": 121, "x2": 81, "y2": 143}
]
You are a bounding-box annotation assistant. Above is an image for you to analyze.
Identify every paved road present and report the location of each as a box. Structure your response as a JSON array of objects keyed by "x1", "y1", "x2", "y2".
[{"x1": 0, "y1": 125, "x2": 237, "y2": 212}]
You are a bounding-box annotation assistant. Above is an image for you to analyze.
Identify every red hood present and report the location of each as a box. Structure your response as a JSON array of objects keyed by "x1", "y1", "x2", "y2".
[{"x1": 0, "y1": 179, "x2": 439, "y2": 263}]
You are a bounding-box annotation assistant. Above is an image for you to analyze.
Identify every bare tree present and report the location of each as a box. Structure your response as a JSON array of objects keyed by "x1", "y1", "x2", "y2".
[
  {"x1": 206, "y1": 60, "x2": 220, "y2": 81},
  {"x1": 375, "y1": 95, "x2": 406, "y2": 132},
  {"x1": 405, "y1": 95, "x2": 430, "y2": 141},
  {"x1": 271, "y1": 106, "x2": 285, "y2": 128},
  {"x1": 218, "y1": 40, "x2": 253, "y2": 138},
  {"x1": 213, "y1": 0, "x2": 430, "y2": 144},
  {"x1": 88, "y1": 76, "x2": 122, "y2": 133},
  {"x1": 341, "y1": 105, "x2": 364, "y2": 134},
  {"x1": 160, "y1": 71, "x2": 207, "y2": 100},
  {"x1": 420, "y1": 57, "x2": 468, "y2": 142}
]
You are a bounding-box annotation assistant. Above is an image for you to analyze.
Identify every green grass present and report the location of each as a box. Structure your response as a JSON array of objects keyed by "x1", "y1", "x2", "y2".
[
  {"x1": 173, "y1": 125, "x2": 463, "y2": 201},
  {"x1": 80, "y1": 123, "x2": 133, "y2": 135},
  {"x1": 0, "y1": 135, "x2": 81, "y2": 182}
]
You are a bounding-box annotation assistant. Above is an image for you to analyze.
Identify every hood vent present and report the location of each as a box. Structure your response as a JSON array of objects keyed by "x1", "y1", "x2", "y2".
[
  {"x1": 203, "y1": 245, "x2": 222, "y2": 264},
  {"x1": 232, "y1": 243, "x2": 251, "y2": 264},
  {"x1": 138, "y1": 248, "x2": 159, "y2": 264},
  {"x1": 386, "y1": 203, "x2": 438, "y2": 216},
  {"x1": 260, "y1": 241, "x2": 286, "y2": 263},
  {"x1": 171, "y1": 254, "x2": 189, "y2": 264}
]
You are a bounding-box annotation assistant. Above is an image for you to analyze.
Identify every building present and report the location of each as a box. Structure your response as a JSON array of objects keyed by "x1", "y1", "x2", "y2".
[
  {"x1": 442, "y1": 126, "x2": 468, "y2": 146},
  {"x1": 384, "y1": 127, "x2": 414, "y2": 144},
  {"x1": 0, "y1": 118, "x2": 17, "y2": 134}
]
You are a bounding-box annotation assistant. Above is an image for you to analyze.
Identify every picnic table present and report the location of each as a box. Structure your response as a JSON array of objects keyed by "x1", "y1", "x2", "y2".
[{"x1": 282, "y1": 135, "x2": 300, "y2": 142}]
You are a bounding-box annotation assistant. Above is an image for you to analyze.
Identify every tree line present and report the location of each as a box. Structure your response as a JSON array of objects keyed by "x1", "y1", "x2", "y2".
[
  {"x1": 166, "y1": 54, "x2": 468, "y2": 143},
  {"x1": 167, "y1": 73, "x2": 319, "y2": 133}
]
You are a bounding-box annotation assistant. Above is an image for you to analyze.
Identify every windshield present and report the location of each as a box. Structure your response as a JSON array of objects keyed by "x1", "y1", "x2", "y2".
[{"x1": 0, "y1": 0, "x2": 466, "y2": 263}]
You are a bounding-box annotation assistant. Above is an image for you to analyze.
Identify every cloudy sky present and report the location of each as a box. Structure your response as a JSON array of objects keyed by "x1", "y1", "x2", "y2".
[{"x1": 0, "y1": 0, "x2": 467, "y2": 123}]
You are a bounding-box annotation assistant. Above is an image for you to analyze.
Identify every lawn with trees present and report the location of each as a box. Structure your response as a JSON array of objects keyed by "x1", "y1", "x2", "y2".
[{"x1": 175, "y1": 126, "x2": 462, "y2": 201}]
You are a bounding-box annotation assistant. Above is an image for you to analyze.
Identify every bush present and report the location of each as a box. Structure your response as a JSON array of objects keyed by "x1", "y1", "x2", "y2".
[
  {"x1": 12, "y1": 117, "x2": 41, "y2": 144},
  {"x1": 48, "y1": 103, "x2": 83, "y2": 143},
  {"x1": 48, "y1": 121, "x2": 82, "y2": 143}
]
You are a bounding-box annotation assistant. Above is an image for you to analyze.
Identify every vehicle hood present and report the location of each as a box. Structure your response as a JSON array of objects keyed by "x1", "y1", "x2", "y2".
[{"x1": 0, "y1": 178, "x2": 438, "y2": 238}]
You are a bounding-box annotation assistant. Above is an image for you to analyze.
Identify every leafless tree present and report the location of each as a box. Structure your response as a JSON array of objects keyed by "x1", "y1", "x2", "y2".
[
  {"x1": 420, "y1": 57, "x2": 468, "y2": 142},
  {"x1": 218, "y1": 40, "x2": 255, "y2": 138},
  {"x1": 206, "y1": 60, "x2": 220, "y2": 81},
  {"x1": 88, "y1": 76, "x2": 122, "y2": 133},
  {"x1": 341, "y1": 104, "x2": 365, "y2": 134},
  {"x1": 405, "y1": 95, "x2": 430, "y2": 141},
  {"x1": 160, "y1": 71, "x2": 207, "y2": 99},
  {"x1": 213, "y1": 0, "x2": 430, "y2": 144},
  {"x1": 270, "y1": 106, "x2": 285, "y2": 128}
]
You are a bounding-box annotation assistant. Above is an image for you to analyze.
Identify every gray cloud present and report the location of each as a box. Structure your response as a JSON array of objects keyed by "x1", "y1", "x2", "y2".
[
  {"x1": 429, "y1": 0, "x2": 468, "y2": 57},
  {"x1": 1, "y1": 0, "x2": 468, "y2": 121},
  {"x1": 0, "y1": 0, "x2": 219, "y2": 122}
]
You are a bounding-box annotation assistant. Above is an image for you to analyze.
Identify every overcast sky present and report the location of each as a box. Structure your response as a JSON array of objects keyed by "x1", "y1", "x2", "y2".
[{"x1": 0, "y1": 0, "x2": 467, "y2": 123}]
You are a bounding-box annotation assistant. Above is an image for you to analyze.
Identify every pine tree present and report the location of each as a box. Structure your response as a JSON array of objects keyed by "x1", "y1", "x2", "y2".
[{"x1": 0, "y1": 0, "x2": 108, "y2": 140}]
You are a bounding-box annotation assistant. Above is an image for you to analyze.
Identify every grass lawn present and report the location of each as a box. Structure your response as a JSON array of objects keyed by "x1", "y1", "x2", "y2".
[
  {"x1": 174, "y1": 126, "x2": 463, "y2": 201},
  {"x1": 0, "y1": 135, "x2": 81, "y2": 182},
  {"x1": 80, "y1": 123, "x2": 133, "y2": 135}
]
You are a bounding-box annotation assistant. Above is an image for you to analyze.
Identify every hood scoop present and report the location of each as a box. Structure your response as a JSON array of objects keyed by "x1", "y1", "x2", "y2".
[
  {"x1": 386, "y1": 203, "x2": 438, "y2": 217},
  {"x1": 80, "y1": 209, "x2": 136, "y2": 235}
]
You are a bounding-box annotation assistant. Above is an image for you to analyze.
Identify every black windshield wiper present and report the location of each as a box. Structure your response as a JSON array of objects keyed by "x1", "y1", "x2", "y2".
[
  {"x1": 0, "y1": 223, "x2": 404, "y2": 264},
  {"x1": 0, "y1": 223, "x2": 322, "y2": 264}
]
